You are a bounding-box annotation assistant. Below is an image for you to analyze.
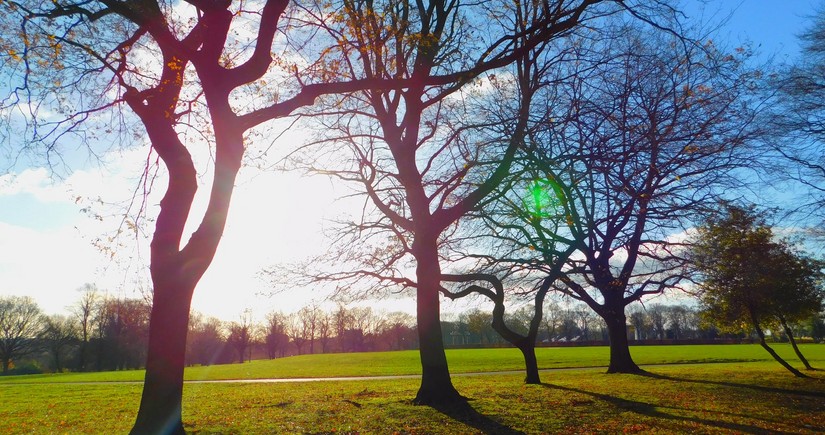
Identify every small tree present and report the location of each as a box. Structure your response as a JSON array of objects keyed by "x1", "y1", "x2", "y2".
[
  {"x1": 690, "y1": 203, "x2": 823, "y2": 377},
  {"x1": 0, "y1": 296, "x2": 43, "y2": 374},
  {"x1": 263, "y1": 312, "x2": 289, "y2": 359},
  {"x1": 71, "y1": 285, "x2": 98, "y2": 372},
  {"x1": 226, "y1": 311, "x2": 253, "y2": 363}
]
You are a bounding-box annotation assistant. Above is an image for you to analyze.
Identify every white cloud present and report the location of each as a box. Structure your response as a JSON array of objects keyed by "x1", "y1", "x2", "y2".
[{"x1": 0, "y1": 221, "x2": 106, "y2": 314}]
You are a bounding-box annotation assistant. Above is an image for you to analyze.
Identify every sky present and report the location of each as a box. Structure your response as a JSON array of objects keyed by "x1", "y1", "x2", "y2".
[{"x1": 0, "y1": 0, "x2": 821, "y2": 322}]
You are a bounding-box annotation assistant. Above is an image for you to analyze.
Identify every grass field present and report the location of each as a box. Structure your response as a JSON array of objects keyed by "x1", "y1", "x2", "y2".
[
  {"x1": 1, "y1": 344, "x2": 824, "y2": 433},
  {"x1": 2, "y1": 343, "x2": 823, "y2": 383}
]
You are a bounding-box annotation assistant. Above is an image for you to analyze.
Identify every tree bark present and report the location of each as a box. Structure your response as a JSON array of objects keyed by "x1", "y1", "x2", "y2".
[
  {"x1": 130, "y1": 279, "x2": 194, "y2": 435},
  {"x1": 518, "y1": 343, "x2": 541, "y2": 384},
  {"x1": 780, "y1": 317, "x2": 814, "y2": 370},
  {"x1": 490, "y1": 294, "x2": 543, "y2": 384},
  {"x1": 413, "y1": 239, "x2": 462, "y2": 405},
  {"x1": 602, "y1": 305, "x2": 643, "y2": 374},
  {"x1": 750, "y1": 310, "x2": 806, "y2": 378}
]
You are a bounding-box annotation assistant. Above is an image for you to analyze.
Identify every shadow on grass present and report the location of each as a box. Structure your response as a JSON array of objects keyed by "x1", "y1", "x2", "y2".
[
  {"x1": 636, "y1": 371, "x2": 825, "y2": 399},
  {"x1": 540, "y1": 383, "x2": 775, "y2": 434},
  {"x1": 430, "y1": 399, "x2": 524, "y2": 435}
]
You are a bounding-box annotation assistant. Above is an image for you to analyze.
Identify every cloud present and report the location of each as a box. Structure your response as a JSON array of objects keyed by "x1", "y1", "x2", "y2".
[{"x1": 0, "y1": 221, "x2": 105, "y2": 314}]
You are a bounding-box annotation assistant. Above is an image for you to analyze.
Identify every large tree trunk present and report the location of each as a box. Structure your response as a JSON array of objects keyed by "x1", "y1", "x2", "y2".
[
  {"x1": 602, "y1": 305, "x2": 642, "y2": 374},
  {"x1": 130, "y1": 279, "x2": 194, "y2": 435},
  {"x1": 780, "y1": 317, "x2": 814, "y2": 370},
  {"x1": 413, "y1": 240, "x2": 462, "y2": 405},
  {"x1": 750, "y1": 310, "x2": 806, "y2": 378}
]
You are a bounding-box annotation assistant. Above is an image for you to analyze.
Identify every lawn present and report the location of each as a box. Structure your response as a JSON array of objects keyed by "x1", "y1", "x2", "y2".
[
  {"x1": 1, "y1": 344, "x2": 824, "y2": 433},
  {"x1": 1, "y1": 343, "x2": 822, "y2": 383}
]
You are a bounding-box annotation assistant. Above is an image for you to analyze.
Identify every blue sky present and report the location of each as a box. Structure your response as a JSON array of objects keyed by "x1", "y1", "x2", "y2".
[{"x1": 0, "y1": 0, "x2": 822, "y2": 321}]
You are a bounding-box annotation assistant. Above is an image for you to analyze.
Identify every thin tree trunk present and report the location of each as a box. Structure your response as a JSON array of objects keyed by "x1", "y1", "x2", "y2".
[
  {"x1": 750, "y1": 310, "x2": 806, "y2": 378},
  {"x1": 491, "y1": 315, "x2": 541, "y2": 384},
  {"x1": 780, "y1": 317, "x2": 814, "y2": 370}
]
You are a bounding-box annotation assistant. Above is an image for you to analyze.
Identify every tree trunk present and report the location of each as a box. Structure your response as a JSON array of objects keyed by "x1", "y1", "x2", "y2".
[
  {"x1": 602, "y1": 306, "x2": 642, "y2": 374},
  {"x1": 130, "y1": 280, "x2": 194, "y2": 435},
  {"x1": 518, "y1": 343, "x2": 541, "y2": 384},
  {"x1": 129, "y1": 114, "x2": 241, "y2": 433},
  {"x1": 780, "y1": 318, "x2": 814, "y2": 370},
  {"x1": 413, "y1": 241, "x2": 462, "y2": 405},
  {"x1": 2, "y1": 358, "x2": 9, "y2": 374},
  {"x1": 749, "y1": 310, "x2": 806, "y2": 378},
  {"x1": 78, "y1": 340, "x2": 87, "y2": 372}
]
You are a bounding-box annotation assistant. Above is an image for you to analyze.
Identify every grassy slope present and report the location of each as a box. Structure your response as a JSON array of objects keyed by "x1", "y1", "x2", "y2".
[
  {"x1": 2, "y1": 362, "x2": 824, "y2": 434},
  {"x1": 0, "y1": 343, "x2": 822, "y2": 383}
]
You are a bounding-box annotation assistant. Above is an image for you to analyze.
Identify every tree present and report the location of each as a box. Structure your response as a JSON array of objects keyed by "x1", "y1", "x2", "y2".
[
  {"x1": 226, "y1": 311, "x2": 253, "y2": 363},
  {"x1": 525, "y1": 25, "x2": 762, "y2": 373},
  {"x1": 443, "y1": 273, "x2": 557, "y2": 384},
  {"x1": 379, "y1": 311, "x2": 417, "y2": 350},
  {"x1": 287, "y1": 311, "x2": 310, "y2": 355},
  {"x1": 287, "y1": 0, "x2": 636, "y2": 401},
  {"x1": 690, "y1": 203, "x2": 823, "y2": 377},
  {"x1": 0, "y1": 296, "x2": 42, "y2": 374},
  {"x1": 760, "y1": 239, "x2": 824, "y2": 370},
  {"x1": 40, "y1": 314, "x2": 78, "y2": 373},
  {"x1": 263, "y1": 312, "x2": 289, "y2": 359},
  {"x1": 96, "y1": 297, "x2": 151, "y2": 371},
  {"x1": 1, "y1": 1, "x2": 420, "y2": 431},
  {"x1": 187, "y1": 314, "x2": 228, "y2": 366},
  {"x1": 316, "y1": 312, "x2": 332, "y2": 353},
  {"x1": 463, "y1": 309, "x2": 496, "y2": 345},
  {"x1": 771, "y1": 8, "x2": 825, "y2": 226},
  {"x1": 71, "y1": 285, "x2": 98, "y2": 372}
]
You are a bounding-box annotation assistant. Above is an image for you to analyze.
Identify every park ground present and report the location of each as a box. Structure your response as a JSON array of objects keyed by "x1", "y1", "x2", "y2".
[{"x1": 1, "y1": 344, "x2": 824, "y2": 433}]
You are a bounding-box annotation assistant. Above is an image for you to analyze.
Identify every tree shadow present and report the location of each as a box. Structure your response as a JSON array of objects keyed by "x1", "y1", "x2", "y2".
[
  {"x1": 429, "y1": 399, "x2": 525, "y2": 435},
  {"x1": 540, "y1": 383, "x2": 785, "y2": 434},
  {"x1": 636, "y1": 371, "x2": 825, "y2": 399}
]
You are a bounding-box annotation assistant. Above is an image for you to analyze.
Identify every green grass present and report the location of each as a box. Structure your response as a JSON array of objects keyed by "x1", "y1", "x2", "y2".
[
  {"x1": 1, "y1": 362, "x2": 823, "y2": 434},
  {"x1": 1, "y1": 343, "x2": 822, "y2": 383}
]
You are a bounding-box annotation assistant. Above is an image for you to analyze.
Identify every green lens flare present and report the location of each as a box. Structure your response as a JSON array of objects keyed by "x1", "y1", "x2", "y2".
[{"x1": 524, "y1": 178, "x2": 565, "y2": 220}]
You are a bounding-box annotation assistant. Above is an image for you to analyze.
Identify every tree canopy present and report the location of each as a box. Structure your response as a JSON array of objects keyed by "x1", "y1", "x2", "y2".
[{"x1": 690, "y1": 203, "x2": 824, "y2": 377}]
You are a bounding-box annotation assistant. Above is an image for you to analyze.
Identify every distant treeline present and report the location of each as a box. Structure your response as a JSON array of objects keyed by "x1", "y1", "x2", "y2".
[{"x1": 1, "y1": 291, "x2": 823, "y2": 375}]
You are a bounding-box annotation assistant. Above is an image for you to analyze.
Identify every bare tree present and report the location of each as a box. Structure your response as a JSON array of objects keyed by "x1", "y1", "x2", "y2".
[
  {"x1": 770, "y1": 8, "x2": 825, "y2": 227},
  {"x1": 263, "y1": 311, "x2": 289, "y2": 358},
  {"x1": 0, "y1": 296, "x2": 43, "y2": 374},
  {"x1": 40, "y1": 314, "x2": 79, "y2": 373},
  {"x1": 317, "y1": 312, "x2": 332, "y2": 353},
  {"x1": 287, "y1": 310, "x2": 314, "y2": 355},
  {"x1": 226, "y1": 311, "x2": 253, "y2": 363},
  {"x1": 524, "y1": 24, "x2": 763, "y2": 373},
  {"x1": 187, "y1": 314, "x2": 228, "y2": 366},
  {"x1": 0, "y1": 1, "x2": 442, "y2": 431},
  {"x1": 286, "y1": 0, "x2": 633, "y2": 402},
  {"x1": 71, "y1": 284, "x2": 98, "y2": 372}
]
